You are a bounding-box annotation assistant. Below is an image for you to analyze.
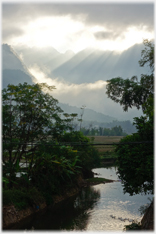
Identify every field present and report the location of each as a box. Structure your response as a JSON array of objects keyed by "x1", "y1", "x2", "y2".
[{"x1": 88, "y1": 136, "x2": 124, "y2": 157}]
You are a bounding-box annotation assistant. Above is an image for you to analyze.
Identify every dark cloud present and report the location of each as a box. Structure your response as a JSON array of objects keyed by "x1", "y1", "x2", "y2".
[
  {"x1": 3, "y1": 3, "x2": 154, "y2": 26},
  {"x1": 2, "y1": 3, "x2": 154, "y2": 41},
  {"x1": 2, "y1": 26, "x2": 24, "y2": 41},
  {"x1": 94, "y1": 31, "x2": 122, "y2": 40}
]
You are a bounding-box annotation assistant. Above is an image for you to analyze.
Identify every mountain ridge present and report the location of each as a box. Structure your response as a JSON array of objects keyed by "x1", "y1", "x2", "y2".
[
  {"x1": 2, "y1": 44, "x2": 35, "y2": 88},
  {"x1": 2, "y1": 43, "x2": 119, "y2": 123},
  {"x1": 52, "y1": 43, "x2": 148, "y2": 84},
  {"x1": 2, "y1": 43, "x2": 143, "y2": 123},
  {"x1": 59, "y1": 102, "x2": 117, "y2": 123}
]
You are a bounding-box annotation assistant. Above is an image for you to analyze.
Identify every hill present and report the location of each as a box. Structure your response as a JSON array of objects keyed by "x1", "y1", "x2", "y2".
[
  {"x1": 2, "y1": 43, "x2": 142, "y2": 126},
  {"x1": 52, "y1": 44, "x2": 148, "y2": 84},
  {"x1": 59, "y1": 103, "x2": 116, "y2": 123},
  {"x1": 13, "y1": 43, "x2": 149, "y2": 85},
  {"x1": 2, "y1": 44, "x2": 35, "y2": 88}
]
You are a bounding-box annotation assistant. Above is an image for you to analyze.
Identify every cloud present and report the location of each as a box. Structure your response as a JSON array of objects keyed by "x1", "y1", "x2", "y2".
[
  {"x1": 1, "y1": 2, "x2": 151, "y2": 121},
  {"x1": 2, "y1": 26, "x2": 24, "y2": 41},
  {"x1": 2, "y1": 3, "x2": 154, "y2": 49},
  {"x1": 28, "y1": 64, "x2": 108, "y2": 113},
  {"x1": 29, "y1": 64, "x2": 107, "y2": 94},
  {"x1": 94, "y1": 31, "x2": 122, "y2": 40},
  {"x1": 3, "y1": 3, "x2": 154, "y2": 27},
  {"x1": 28, "y1": 64, "x2": 143, "y2": 120}
]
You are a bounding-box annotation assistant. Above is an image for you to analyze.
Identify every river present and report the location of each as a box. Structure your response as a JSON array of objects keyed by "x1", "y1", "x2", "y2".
[{"x1": 12, "y1": 166, "x2": 153, "y2": 231}]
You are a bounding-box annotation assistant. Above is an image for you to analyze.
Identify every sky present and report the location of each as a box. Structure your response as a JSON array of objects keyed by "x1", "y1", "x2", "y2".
[
  {"x1": 1, "y1": 1, "x2": 155, "y2": 121},
  {"x1": 2, "y1": 1, "x2": 154, "y2": 53}
]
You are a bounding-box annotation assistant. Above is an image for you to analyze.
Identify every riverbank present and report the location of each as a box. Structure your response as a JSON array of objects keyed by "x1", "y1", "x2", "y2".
[
  {"x1": 85, "y1": 177, "x2": 115, "y2": 186},
  {"x1": 3, "y1": 175, "x2": 114, "y2": 229},
  {"x1": 100, "y1": 158, "x2": 117, "y2": 166},
  {"x1": 3, "y1": 167, "x2": 153, "y2": 231},
  {"x1": 3, "y1": 187, "x2": 80, "y2": 229}
]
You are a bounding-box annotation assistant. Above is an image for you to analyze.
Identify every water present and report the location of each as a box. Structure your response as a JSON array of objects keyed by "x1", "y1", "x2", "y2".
[
  {"x1": 16, "y1": 163, "x2": 33, "y2": 177},
  {"x1": 86, "y1": 167, "x2": 152, "y2": 231},
  {"x1": 11, "y1": 167, "x2": 152, "y2": 231}
]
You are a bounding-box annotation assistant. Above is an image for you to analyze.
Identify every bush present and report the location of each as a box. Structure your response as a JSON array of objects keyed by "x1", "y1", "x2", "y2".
[
  {"x1": 3, "y1": 187, "x2": 45, "y2": 210},
  {"x1": 115, "y1": 133, "x2": 153, "y2": 195},
  {"x1": 124, "y1": 222, "x2": 141, "y2": 231},
  {"x1": 59, "y1": 131, "x2": 101, "y2": 170}
]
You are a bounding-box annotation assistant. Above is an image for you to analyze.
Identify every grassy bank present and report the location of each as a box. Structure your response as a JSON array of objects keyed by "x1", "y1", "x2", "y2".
[{"x1": 86, "y1": 177, "x2": 114, "y2": 186}]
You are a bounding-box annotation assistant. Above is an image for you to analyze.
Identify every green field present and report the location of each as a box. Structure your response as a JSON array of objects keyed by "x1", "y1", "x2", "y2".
[{"x1": 88, "y1": 136, "x2": 124, "y2": 157}]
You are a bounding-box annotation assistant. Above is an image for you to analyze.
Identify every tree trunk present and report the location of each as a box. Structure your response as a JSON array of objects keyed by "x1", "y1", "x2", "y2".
[{"x1": 141, "y1": 200, "x2": 154, "y2": 230}]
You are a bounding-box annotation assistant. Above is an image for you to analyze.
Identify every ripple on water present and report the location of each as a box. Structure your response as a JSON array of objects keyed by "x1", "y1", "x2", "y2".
[
  {"x1": 12, "y1": 167, "x2": 152, "y2": 231},
  {"x1": 84, "y1": 168, "x2": 152, "y2": 231}
]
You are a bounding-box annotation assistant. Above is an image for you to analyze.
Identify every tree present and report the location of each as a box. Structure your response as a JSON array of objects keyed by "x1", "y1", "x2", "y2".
[
  {"x1": 106, "y1": 39, "x2": 154, "y2": 195},
  {"x1": 78, "y1": 105, "x2": 86, "y2": 130},
  {"x1": 3, "y1": 82, "x2": 101, "y2": 193},
  {"x1": 111, "y1": 126, "x2": 123, "y2": 136},
  {"x1": 63, "y1": 113, "x2": 78, "y2": 131},
  {"x1": 2, "y1": 82, "x2": 64, "y2": 187},
  {"x1": 139, "y1": 39, "x2": 154, "y2": 73},
  {"x1": 106, "y1": 39, "x2": 154, "y2": 112}
]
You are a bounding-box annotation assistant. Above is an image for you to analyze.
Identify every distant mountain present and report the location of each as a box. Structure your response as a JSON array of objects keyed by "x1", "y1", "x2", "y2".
[
  {"x1": 2, "y1": 44, "x2": 119, "y2": 124},
  {"x1": 13, "y1": 45, "x2": 75, "y2": 72},
  {"x1": 12, "y1": 43, "x2": 149, "y2": 85},
  {"x1": 52, "y1": 44, "x2": 149, "y2": 84},
  {"x1": 58, "y1": 103, "x2": 136, "y2": 134},
  {"x1": 2, "y1": 43, "x2": 143, "y2": 124},
  {"x1": 2, "y1": 44, "x2": 35, "y2": 88},
  {"x1": 2, "y1": 69, "x2": 34, "y2": 88},
  {"x1": 59, "y1": 103, "x2": 117, "y2": 123}
]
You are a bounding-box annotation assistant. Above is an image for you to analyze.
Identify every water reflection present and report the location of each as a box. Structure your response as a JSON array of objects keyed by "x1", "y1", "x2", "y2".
[
  {"x1": 11, "y1": 187, "x2": 100, "y2": 231},
  {"x1": 93, "y1": 166, "x2": 119, "y2": 180},
  {"x1": 9, "y1": 167, "x2": 152, "y2": 231}
]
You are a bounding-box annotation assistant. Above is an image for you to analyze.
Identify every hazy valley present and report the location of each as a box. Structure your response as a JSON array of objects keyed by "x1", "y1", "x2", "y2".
[{"x1": 2, "y1": 43, "x2": 146, "y2": 133}]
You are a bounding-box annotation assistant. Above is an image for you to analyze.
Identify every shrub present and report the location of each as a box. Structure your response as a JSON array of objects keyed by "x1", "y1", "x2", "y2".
[{"x1": 3, "y1": 187, "x2": 44, "y2": 210}]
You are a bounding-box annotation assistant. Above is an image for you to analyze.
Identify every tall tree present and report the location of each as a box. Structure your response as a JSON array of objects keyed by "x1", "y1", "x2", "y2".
[
  {"x1": 106, "y1": 39, "x2": 154, "y2": 112},
  {"x1": 106, "y1": 39, "x2": 154, "y2": 195},
  {"x1": 2, "y1": 82, "x2": 64, "y2": 186}
]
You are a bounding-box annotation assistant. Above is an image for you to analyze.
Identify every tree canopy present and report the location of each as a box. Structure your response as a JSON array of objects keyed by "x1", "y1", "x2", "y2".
[
  {"x1": 3, "y1": 82, "x2": 64, "y2": 162},
  {"x1": 106, "y1": 39, "x2": 154, "y2": 195},
  {"x1": 106, "y1": 39, "x2": 154, "y2": 112},
  {"x1": 2, "y1": 82, "x2": 100, "y2": 196}
]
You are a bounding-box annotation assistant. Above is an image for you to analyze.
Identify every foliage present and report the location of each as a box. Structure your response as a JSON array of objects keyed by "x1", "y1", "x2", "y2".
[
  {"x1": 138, "y1": 39, "x2": 154, "y2": 73},
  {"x1": 81, "y1": 125, "x2": 127, "y2": 136},
  {"x1": 79, "y1": 105, "x2": 86, "y2": 130},
  {"x1": 29, "y1": 142, "x2": 82, "y2": 204},
  {"x1": 2, "y1": 82, "x2": 64, "y2": 187},
  {"x1": 106, "y1": 39, "x2": 154, "y2": 195},
  {"x1": 86, "y1": 177, "x2": 113, "y2": 184},
  {"x1": 115, "y1": 133, "x2": 153, "y2": 195},
  {"x1": 106, "y1": 74, "x2": 153, "y2": 112},
  {"x1": 63, "y1": 112, "x2": 78, "y2": 131},
  {"x1": 138, "y1": 197, "x2": 153, "y2": 216},
  {"x1": 2, "y1": 82, "x2": 63, "y2": 148},
  {"x1": 82, "y1": 119, "x2": 136, "y2": 135},
  {"x1": 124, "y1": 221, "x2": 141, "y2": 231},
  {"x1": 59, "y1": 131, "x2": 101, "y2": 170},
  {"x1": 106, "y1": 39, "x2": 154, "y2": 112},
  {"x1": 2, "y1": 82, "x2": 101, "y2": 208},
  {"x1": 3, "y1": 187, "x2": 45, "y2": 210}
]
